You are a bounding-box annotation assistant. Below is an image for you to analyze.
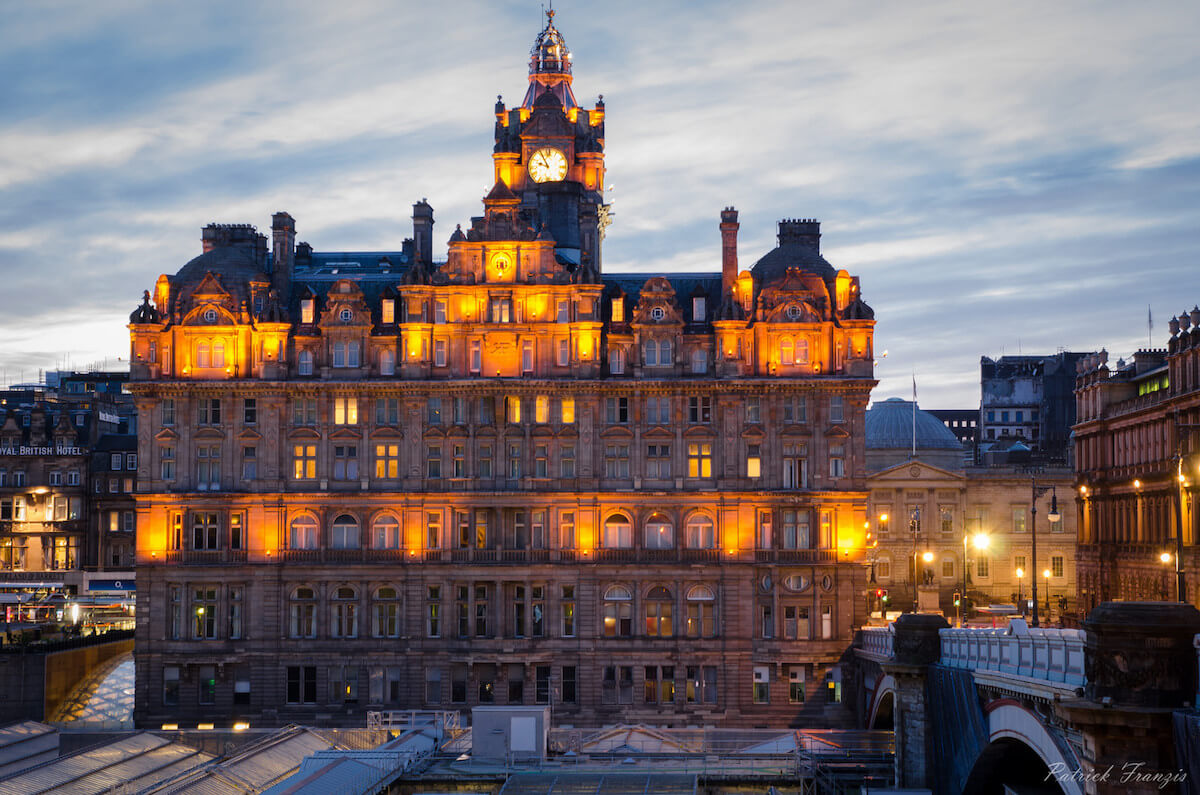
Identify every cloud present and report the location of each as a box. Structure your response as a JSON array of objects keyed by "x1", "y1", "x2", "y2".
[{"x1": 1, "y1": 0, "x2": 1199, "y2": 409}]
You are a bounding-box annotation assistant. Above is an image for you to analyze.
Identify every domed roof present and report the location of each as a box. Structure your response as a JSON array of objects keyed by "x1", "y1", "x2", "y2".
[
  {"x1": 750, "y1": 219, "x2": 836, "y2": 284},
  {"x1": 866, "y1": 398, "x2": 962, "y2": 451}
]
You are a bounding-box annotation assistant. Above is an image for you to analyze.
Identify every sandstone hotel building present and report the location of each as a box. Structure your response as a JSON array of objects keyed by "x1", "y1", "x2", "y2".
[{"x1": 128, "y1": 12, "x2": 877, "y2": 729}]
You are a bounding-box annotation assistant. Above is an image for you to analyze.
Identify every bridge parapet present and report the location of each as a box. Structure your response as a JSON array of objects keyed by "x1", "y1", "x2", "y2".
[
  {"x1": 939, "y1": 619, "x2": 1085, "y2": 689},
  {"x1": 859, "y1": 626, "x2": 893, "y2": 659}
]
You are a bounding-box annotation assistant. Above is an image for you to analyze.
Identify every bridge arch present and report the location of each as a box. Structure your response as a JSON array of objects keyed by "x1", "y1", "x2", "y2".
[
  {"x1": 962, "y1": 700, "x2": 1083, "y2": 795},
  {"x1": 866, "y1": 674, "x2": 895, "y2": 731}
]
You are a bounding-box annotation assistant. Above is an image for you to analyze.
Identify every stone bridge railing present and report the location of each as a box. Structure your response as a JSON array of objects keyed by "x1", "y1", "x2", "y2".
[
  {"x1": 939, "y1": 620, "x2": 1086, "y2": 688},
  {"x1": 859, "y1": 626, "x2": 894, "y2": 658}
]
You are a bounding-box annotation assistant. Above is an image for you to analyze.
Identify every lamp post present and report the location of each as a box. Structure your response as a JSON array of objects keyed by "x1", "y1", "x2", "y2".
[
  {"x1": 1016, "y1": 568, "x2": 1024, "y2": 614},
  {"x1": 1029, "y1": 480, "x2": 1060, "y2": 628},
  {"x1": 1161, "y1": 551, "x2": 1181, "y2": 601},
  {"x1": 1043, "y1": 568, "x2": 1052, "y2": 622},
  {"x1": 909, "y1": 508, "x2": 921, "y2": 612}
]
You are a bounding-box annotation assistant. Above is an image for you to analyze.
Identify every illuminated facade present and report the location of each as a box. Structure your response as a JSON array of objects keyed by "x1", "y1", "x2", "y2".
[
  {"x1": 1075, "y1": 314, "x2": 1200, "y2": 611},
  {"x1": 865, "y1": 399, "x2": 1076, "y2": 618},
  {"x1": 128, "y1": 12, "x2": 877, "y2": 728}
]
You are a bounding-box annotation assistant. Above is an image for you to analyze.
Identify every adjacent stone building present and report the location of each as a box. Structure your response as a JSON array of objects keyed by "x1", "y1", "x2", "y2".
[
  {"x1": 866, "y1": 399, "x2": 1075, "y2": 618},
  {"x1": 1074, "y1": 309, "x2": 1200, "y2": 611},
  {"x1": 979, "y1": 352, "x2": 1090, "y2": 465},
  {"x1": 128, "y1": 13, "x2": 878, "y2": 729}
]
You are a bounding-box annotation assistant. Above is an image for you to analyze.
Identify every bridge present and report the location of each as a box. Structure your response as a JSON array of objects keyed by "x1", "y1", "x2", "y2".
[{"x1": 847, "y1": 602, "x2": 1200, "y2": 794}]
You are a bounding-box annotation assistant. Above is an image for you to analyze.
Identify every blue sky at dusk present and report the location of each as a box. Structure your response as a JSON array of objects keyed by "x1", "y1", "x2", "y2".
[{"x1": 1, "y1": 1, "x2": 1197, "y2": 407}]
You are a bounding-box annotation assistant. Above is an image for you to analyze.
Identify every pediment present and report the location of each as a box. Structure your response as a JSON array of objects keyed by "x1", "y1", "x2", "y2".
[
  {"x1": 372, "y1": 427, "x2": 403, "y2": 439},
  {"x1": 192, "y1": 272, "x2": 232, "y2": 300},
  {"x1": 288, "y1": 428, "x2": 322, "y2": 441},
  {"x1": 329, "y1": 427, "x2": 362, "y2": 441},
  {"x1": 194, "y1": 427, "x2": 225, "y2": 440},
  {"x1": 825, "y1": 425, "x2": 851, "y2": 439},
  {"x1": 531, "y1": 425, "x2": 556, "y2": 437},
  {"x1": 446, "y1": 425, "x2": 470, "y2": 438},
  {"x1": 780, "y1": 425, "x2": 813, "y2": 437},
  {"x1": 599, "y1": 426, "x2": 634, "y2": 440},
  {"x1": 423, "y1": 427, "x2": 447, "y2": 439},
  {"x1": 741, "y1": 426, "x2": 766, "y2": 440},
  {"x1": 237, "y1": 429, "x2": 263, "y2": 441},
  {"x1": 154, "y1": 428, "x2": 180, "y2": 441},
  {"x1": 682, "y1": 426, "x2": 716, "y2": 440},
  {"x1": 872, "y1": 459, "x2": 965, "y2": 483},
  {"x1": 642, "y1": 427, "x2": 674, "y2": 440}
]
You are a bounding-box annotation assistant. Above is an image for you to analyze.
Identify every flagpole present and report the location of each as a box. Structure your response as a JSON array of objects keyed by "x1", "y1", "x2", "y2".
[{"x1": 911, "y1": 373, "x2": 917, "y2": 458}]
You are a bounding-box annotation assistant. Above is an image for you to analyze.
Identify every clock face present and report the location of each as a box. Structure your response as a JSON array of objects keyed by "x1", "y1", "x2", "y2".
[{"x1": 528, "y1": 147, "x2": 568, "y2": 183}]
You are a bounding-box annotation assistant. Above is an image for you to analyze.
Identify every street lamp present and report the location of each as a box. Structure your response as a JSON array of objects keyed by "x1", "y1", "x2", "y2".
[
  {"x1": 1030, "y1": 480, "x2": 1060, "y2": 628},
  {"x1": 1016, "y1": 568, "x2": 1025, "y2": 614}
]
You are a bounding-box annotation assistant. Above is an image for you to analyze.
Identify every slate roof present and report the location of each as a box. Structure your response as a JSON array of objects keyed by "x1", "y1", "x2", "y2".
[
  {"x1": 602, "y1": 272, "x2": 721, "y2": 326},
  {"x1": 751, "y1": 241, "x2": 837, "y2": 283}
]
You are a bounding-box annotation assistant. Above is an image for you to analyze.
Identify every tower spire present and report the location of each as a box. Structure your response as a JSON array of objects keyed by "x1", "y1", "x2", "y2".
[{"x1": 524, "y1": 6, "x2": 577, "y2": 109}]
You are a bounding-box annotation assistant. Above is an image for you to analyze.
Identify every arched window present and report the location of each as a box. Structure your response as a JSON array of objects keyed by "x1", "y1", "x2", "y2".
[
  {"x1": 658, "y1": 339, "x2": 672, "y2": 365},
  {"x1": 372, "y1": 514, "x2": 401, "y2": 549},
  {"x1": 780, "y1": 337, "x2": 794, "y2": 366},
  {"x1": 373, "y1": 586, "x2": 401, "y2": 638},
  {"x1": 298, "y1": 350, "x2": 314, "y2": 376},
  {"x1": 380, "y1": 349, "x2": 395, "y2": 376},
  {"x1": 686, "y1": 585, "x2": 717, "y2": 638},
  {"x1": 289, "y1": 586, "x2": 317, "y2": 638},
  {"x1": 212, "y1": 339, "x2": 225, "y2": 368},
  {"x1": 331, "y1": 514, "x2": 360, "y2": 549},
  {"x1": 686, "y1": 514, "x2": 715, "y2": 549},
  {"x1": 602, "y1": 584, "x2": 633, "y2": 637},
  {"x1": 603, "y1": 513, "x2": 632, "y2": 548},
  {"x1": 289, "y1": 515, "x2": 319, "y2": 549},
  {"x1": 196, "y1": 341, "x2": 210, "y2": 368},
  {"x1": 644, "y1": 514, "x2": 674, "y2": 549},
  {"x1": 690, "y1": 349, "x2": 707, "y2": 374},
  {"x1": 795, "y1": 338, "x2": 809, "y2": 364},
  {"x1": 331, "y1": 585, "x2": 358, "y2": 638},
  {"x1": 644, "y1": 586, "x2": 673, "y2": 637}
]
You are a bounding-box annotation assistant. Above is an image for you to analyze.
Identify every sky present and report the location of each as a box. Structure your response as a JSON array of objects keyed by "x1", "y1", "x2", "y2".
[{"x1": 1, "y1": 0, "x2": 1197, "y2": 407}]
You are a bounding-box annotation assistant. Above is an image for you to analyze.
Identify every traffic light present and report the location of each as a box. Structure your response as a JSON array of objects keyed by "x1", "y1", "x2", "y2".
[
  {"x1": 953, "y1": 592, "x2": 962, "y2": 607},
  {"x1": 875, "y1": 588, "x2": 884, "y2": 599},
  {"x1": 881, "y1": 589, "x2": 889, "y2": 603}
]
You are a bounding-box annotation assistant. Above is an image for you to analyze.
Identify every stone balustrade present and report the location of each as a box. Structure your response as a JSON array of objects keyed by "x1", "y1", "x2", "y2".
[
  {"x1": 939, "y1": 619, "x2": 1085, "y2": 688},
  {"x1": 860, "y1": 626, "x2": 894, "y2": 658}
]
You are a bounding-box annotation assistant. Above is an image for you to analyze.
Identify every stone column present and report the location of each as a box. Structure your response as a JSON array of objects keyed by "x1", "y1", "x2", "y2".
[{"x1": 882, "y1": 613, "x2": 948, "y2": 789}]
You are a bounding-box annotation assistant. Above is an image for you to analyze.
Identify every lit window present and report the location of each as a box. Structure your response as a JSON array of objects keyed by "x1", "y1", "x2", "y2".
[
  {"x1": 781, "y1": 337, "x2": 794, "y2": 365},
  {"x1": 506, "y1": 396, "x2": 521, "y2": 424},
  {"x1": 686, "y1": 514, "x2": 715, "y2": 549},
  {"x1": 611, "y1": 298, "x2": 624, "y2": 322},
  {"x1": 747, "y1": 444, "x2": 761, "y2": 478},
  {"x1": 603, "y1": 514, "x2": 632, "y2": 548},
  {"x1": 644, "y1": 515, "x2": 674, "y2": 549},
  {"x1": 293, "y1": 445, "x2": 316, "y2": 479},
  {"x1": 381, "y1": 299, "x2": 394, "y2": 324},
  {"x1": 434, "y1": 300, "x2": 447, "y2": 324},
  {"x1": 535, "y1": 395, "x2": 549, "y2": 424},
  {"x1": 560, "y1": 398, "x2": 575, "y2": 424},
  {"x1": 644, "y1": 586, "x2": 673, "y2": 637},
  {"x1": 334, "y1": 397, "x2": 358, "y2": 425},
  {"x1": 602, "y1": 585, "x2": 633, "y2": 637},
  {"x1": 687, "y1": 443, "x2": 713, "y2": 478},
  {"x1": 375, "y1": 444, "x2": 400, "y2": 479},
  {"x1": 301, "y1": 299, "x2": 314, "y2": 324}
]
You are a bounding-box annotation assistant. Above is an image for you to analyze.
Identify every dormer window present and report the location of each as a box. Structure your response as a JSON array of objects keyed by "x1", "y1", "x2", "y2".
[
  {"x1": 611, "y1": 299, "x2": 624, "y2": 323},
  {"x1": 339, "y1": 307, "x2": 353, "y2": 322},
  {"x1": 253, "y1": 294, "x2": 265, "y2": 315},
  {"x1": 650, "y1": 306, "x2": 666, "y2": 321},
  {"x1": 693, "y1": 297, "x2": 706, "y2": 322},
  {"x1": 301, "y1": 299, "x2": 315, "y2": 324},
  {"x1": 786, "y1": 304, "x2": 802, "y2": 321},
  {"x1": 381, "y1": 299, "x2": 395, "y2": 324},
  {"x1": 203, "y1": 308, "x2": 217, "y2": 323}
]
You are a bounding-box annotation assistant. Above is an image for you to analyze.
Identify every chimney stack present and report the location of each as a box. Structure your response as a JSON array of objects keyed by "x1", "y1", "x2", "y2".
[
  {"x1": 413, "y1": 200, "x2": 434, "y2": 265},
  {"x1": 271, "y1": 212, "x2": 296, "y2": 296},
  {"x1": 720, "y1": 207, "x2": 739, "y2": 298}
]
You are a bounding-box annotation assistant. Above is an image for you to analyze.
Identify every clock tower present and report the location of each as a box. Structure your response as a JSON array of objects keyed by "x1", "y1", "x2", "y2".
[{"x1": 492, "y1": 10, "x2": 609, "y2": 273}]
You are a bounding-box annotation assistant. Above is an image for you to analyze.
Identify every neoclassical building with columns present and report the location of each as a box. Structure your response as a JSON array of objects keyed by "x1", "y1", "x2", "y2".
[{"x1": 128, "y1": 12, "x2": 877, "y2": 729}]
